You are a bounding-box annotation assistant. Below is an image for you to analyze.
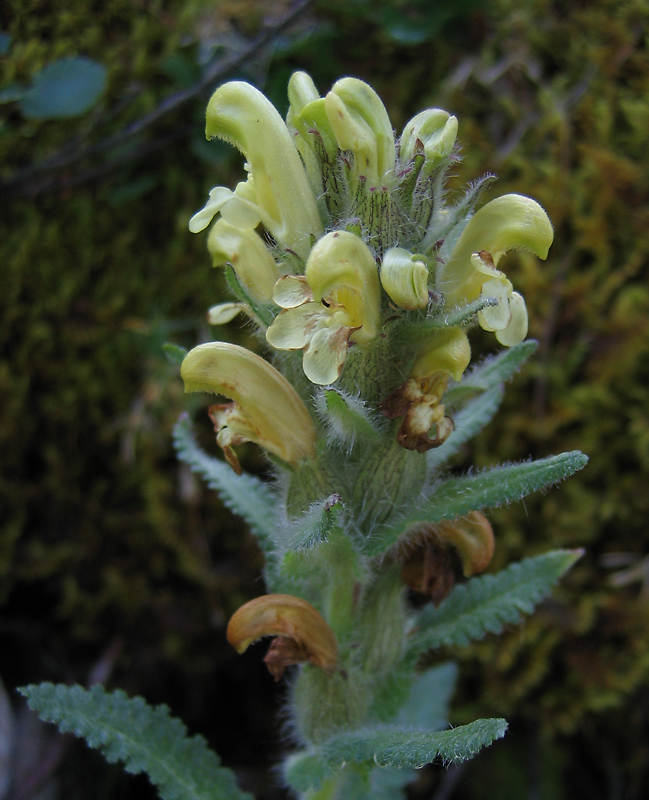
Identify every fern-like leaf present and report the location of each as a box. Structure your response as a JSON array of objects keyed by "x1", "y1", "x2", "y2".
[
  {"x1": 19, "y1": 683, "x2": 253, "y2": 800},
  {"x1": 284, "y1": 718, "x2": 507, "y2": 792},
  {"x1": 407, "y1": 549, "x2": 582, "y2": 658},
  {"x1": 371, "y1": 451, "x2": 588, "y2": 555},
  {"x1": 173, "y1": 414, "x2": 278, "y2": 561}
]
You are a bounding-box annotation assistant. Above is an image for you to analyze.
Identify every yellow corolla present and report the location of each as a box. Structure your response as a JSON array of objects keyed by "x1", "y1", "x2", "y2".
[
  {"x1": 266, "y1": 231, "x2": 381, "y2": 385},
  {"x1": 181, "y1": 342, "x2": 317, "y2": 474},
  {"x1": 436, "y1": 194, "x2": 554, "y2": 346},
  {"x1": 189, "y1": 81, "x2": 323, "y2": 260}
]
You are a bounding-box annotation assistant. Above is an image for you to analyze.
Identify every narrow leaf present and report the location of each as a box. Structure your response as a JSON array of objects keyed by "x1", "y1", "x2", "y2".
[
  {"x1": 285, "y1": 719, "x2": 507, "y2": 792},
  {"x1": 463, "y1": 339, "x2": 538, "y2": 389},
  {"x1": 19, "y1": 683, "x2": 253, "y2": 800},
  {"x1": 408, "y1": 549, "x2": 583, "y2": 657},
  {"x1": 173, "y1": 415, "x2": 279, "y2": 561},
  {"x1": 371, "y1": 451, "x2": 588, "y2": 555},
  {"x1": 427, "y1": 385, "x2": 504, "y2": 471}
]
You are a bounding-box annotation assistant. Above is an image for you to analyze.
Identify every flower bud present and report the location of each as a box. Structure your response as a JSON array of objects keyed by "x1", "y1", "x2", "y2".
[
  {"x1": 181, "y1": 342, "x2": 316, "y2": 473},
  {"x1": 287, "y1": 71, "x2": 338, "y2": 158},
  {"x1": 207, "y1": 218, "x2": 280, "y2": 303},
  {"x1": 205, "y1": 81, "x2": 323, "y2": 258},
  {"x1": 227, "y1": 593, "x2": 339, "y2": 680},
  {"x1": 380, "y1": 247, "x2": 429, "y2": 310},
  {"x1": 399, "y1": 109, "x2": 458, "y2": 175},
  {"x1": 324, "y1": 77, "x2": 396, "y2": 186}
]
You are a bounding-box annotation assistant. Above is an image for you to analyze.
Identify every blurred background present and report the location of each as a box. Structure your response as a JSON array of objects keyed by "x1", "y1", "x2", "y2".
[{"x1": 1, "y1": 0, "x2": 648, "y2": 797}]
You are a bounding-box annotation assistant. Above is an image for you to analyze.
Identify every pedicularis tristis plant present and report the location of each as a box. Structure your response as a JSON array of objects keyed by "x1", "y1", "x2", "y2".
[{"x1": 21, "y1": 73, "x2": 587, "y2": 800}]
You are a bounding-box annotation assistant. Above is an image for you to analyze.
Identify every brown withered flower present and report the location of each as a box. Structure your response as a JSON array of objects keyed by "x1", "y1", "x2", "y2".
[
  {"x1": 226, "y1": 593, "x2": 339, "y2": 681},
  {"x1": 398, "y1": 511, "x2": 495, "y2": 605},
  {"x1": 382, "y1": 327, "x2": 471, "y2": 453}
]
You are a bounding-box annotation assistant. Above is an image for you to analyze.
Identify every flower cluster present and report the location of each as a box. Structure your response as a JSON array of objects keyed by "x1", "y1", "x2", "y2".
[{"x1": 181, "y1": 72, "x2": 554, "y2": 711}]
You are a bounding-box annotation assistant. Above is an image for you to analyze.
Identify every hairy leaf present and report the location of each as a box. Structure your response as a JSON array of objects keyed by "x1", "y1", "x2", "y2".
[
  {"x1": 463, "y1": 339, "x2": 539, "y2": 388},
  {"x1": 19, "y1": 684, "x2": 253, "y2": 800},
  {"x1": 173, "y1": 415, "x2": 278, "y2": 561},
  {"x1": 408, "y1": 549, "x2": 582, "y2": 657},
  {"x1": 427, "y1": 385, "x2": 504, "y2": 471},
  {"x1": 371, "y1": 451, "x2": 588, "y2": 555},
  {"x1": 285, "y1": 718, "x2": 507, "y2": 792}
]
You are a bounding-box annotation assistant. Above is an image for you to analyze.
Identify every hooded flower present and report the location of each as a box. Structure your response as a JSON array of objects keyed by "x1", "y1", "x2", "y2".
[
  {"x1": 436, "y1": 194, "x2": 554, "y2": 346},
  {"x1": 227, "y1": 593, "x2": 339, "y2": 680},
  {"x1": 189, "y1": 81, "x2": 323, "y2": 259},
  {"x1": 181, "y1": 342, "x2": 317, "y2": 474},
  {"x1": 399, "y1": 511, "x2": 495, "y2": 605},
  {"x1": 266, "y1": 230, "x2": 381, "y2": 385},
  {"x1": 383, "y1": 327, "x2": 471, "y2": 451},
  {"x1": 380, "y1": 246, "x2": 430, "y2": 310}
]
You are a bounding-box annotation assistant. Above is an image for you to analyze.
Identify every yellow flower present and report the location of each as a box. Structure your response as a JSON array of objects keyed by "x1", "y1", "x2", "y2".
[
  {"x1": 383, "y1": 328, "x2": 471, "y2": 451},
  {"x1": 227, "y1": 593, "x2": 339, "y2": 680},
  {"x1": 207, "y1": 218, "x2": 281, "y2": 303},
  {"x1": 266, "y1": 231, "x2": 381, "y2": 385},
  {"x1": 436, "y1": 194, "x2": 553, "y2": 345},
  {"x1": 324, "y1": 77, "x2": 396, "y2": 187},
  {"x1": 181, "y1": 342, "x2": 317, "y2": 474},
  {"x1": 189, "y1": 81, "x2": 323, "y2": 259}
]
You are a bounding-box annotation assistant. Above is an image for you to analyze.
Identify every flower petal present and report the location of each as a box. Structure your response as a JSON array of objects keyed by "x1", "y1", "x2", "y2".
[
  {"x1": 272, "y1": 274, "x2": 314, "y2": 309},
  {"x1": 266, "y1": 303, "x2": 322, "y2": 350},
  {"x1": 496, "y1": 291, "x2": 528, "y2": 346},
  {"x1": 189, "y1": 186, "x2": 234, "y2": 233},
  {"x1": 478, "y1": 277, "x2": 513, "y2": 332},
  {"x1": 302, "y1": 324, "x2": 350, "y2": 385}
]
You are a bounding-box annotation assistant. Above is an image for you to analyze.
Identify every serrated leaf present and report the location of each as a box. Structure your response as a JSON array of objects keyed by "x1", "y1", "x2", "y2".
[
  {"x1": 20, "y1": 57, "x2": 107, "y2": 119},
  {"x1": 19, "y1": 684, "x2": 253, "y2": 800},
  {"x1": 427, "y1": 385, "x2": 504, "y2": 471},
  {"x1": 285, "y1": 718, "x2": 507, "y2": 792},
  {"x1": 408, "y1": 549, "x2": 583, "y2": 657},
  {"x1": 173, "y1": 415, "x2": 278, "y2": 562},
  {"x1": 463, "y1": 340, "x2": 538, "y2": 389},
  {"x1": 370, "y1": 451, "x2": 588, "y2": 555}
]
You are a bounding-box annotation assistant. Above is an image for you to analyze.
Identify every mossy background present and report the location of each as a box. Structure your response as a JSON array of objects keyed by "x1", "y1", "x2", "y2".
[{"x1": 1, "y1": 0, "x2": 648, "y2": 798}]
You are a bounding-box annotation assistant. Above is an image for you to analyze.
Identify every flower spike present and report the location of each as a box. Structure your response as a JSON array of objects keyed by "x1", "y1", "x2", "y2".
[
  {"x1": 181, "y1": 342, "x2": 317, "y2": 473},
  {"x1": 203, "y1": 81, "x2": 323, "y2": 258}
]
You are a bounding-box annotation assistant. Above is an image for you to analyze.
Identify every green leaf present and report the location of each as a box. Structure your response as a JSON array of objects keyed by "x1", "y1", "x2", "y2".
[
  {"x1": 19, "y1": 683, "x2": 253, "y2": 800},
  {"x1": 371, "y1": 451, "x2": 588, "y2": 555},
  {"x1": 316, "y1": 388, "x2": 381, "y2": 447},
  {"x1": 20, "y1": 57, "x2": 107, "y2": 119},
  {"x1": 427, "y1": 385, "x2": 504, "y2": 471},
  {"x1": 173, "y1": 415, "x2": 279, "y2": 562},
  {"x1": 463, "y1": 340, "x2": 539, "y2": 389},
  {"x1": 284, "y1": 494, "x2": 344, "y2": 550},
  {"x1": 396, "y1": 662, "x2": 458, "y2": 730},
  {"x1": 285, "y1": 718, "x2": 507, "y2": 792},
  {"x1": 163, "y1": 343, "x2": 189, "y2": 366},
  {"x1": 224, "y1": 265, "x2": 274, "y2": 327},
  {"x1": 408, "y1": 550, "x2": 583, "y2": 657}
]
